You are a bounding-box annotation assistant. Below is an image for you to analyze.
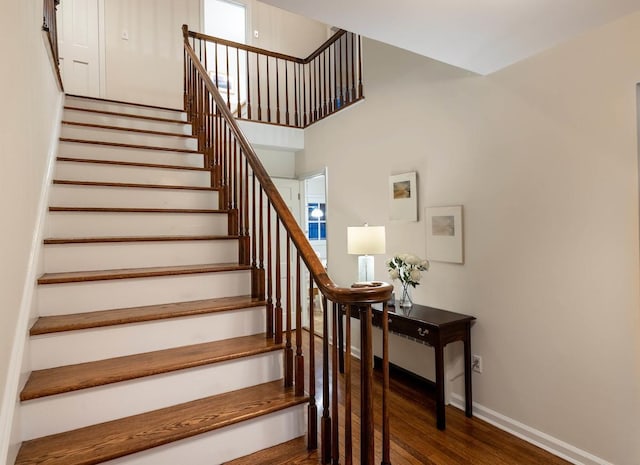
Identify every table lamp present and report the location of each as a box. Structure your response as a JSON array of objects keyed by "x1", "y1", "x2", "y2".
[{"x1": 347, "y1": 224, "x2": 386, "y2": 282}]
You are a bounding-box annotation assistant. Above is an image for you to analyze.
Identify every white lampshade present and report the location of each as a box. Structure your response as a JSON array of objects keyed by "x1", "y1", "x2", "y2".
[{"x1": 347, "y1": 225, "x2": 386, "y2": 255}]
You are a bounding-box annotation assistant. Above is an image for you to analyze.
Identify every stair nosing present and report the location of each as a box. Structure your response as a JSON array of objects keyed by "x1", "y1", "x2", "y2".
[
  {"x1": 59, "y1": 137, "x2": 200, "y2": 154},
  {"x1": 15, "y1": 381, "x2": 308, "y2": 465},
  {"x1": 21, "y1": 334, "x2": 282, "y2": 400},
  {"x1": 62, "y1": 120, "x2": 197, "y2": 139},
  {"x1": 44, "y1": 235, "x2": 240, "y2": 244},
  {"x1": 56, "y1": 156, "x2": 208, "y2": 172},
  {"x1": 64, "y1": 106, "x2": 187, "y2": 125},
  {"x1": 49, "y1": 206, "x2": 227, "y2": 214},
  {"x1": 31, "y1": 296, "x2": 266, "y2": 335},
  {"x1": 53, "y1": 179, "x2": 218, "y2": 192},
  {"x1": 66, "y1": 94, "x2": 184, "y2": 113},
  {"x1": 38, "y1": 263, "x2": 251, "y2": 285}
]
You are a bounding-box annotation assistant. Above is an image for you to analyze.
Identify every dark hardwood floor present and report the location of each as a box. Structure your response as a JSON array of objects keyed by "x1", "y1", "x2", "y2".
[{"x1": 227, "y1": 330, "x2": 572, "y2": 465}]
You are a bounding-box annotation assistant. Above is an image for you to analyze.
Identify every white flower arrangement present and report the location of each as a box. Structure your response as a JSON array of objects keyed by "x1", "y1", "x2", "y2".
[{"x1": 386, "y1": 253, "x2": 429, "y2": 288}]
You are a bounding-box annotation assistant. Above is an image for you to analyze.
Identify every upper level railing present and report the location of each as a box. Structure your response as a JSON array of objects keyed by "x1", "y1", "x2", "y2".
[
  {"x1": 185, "y1": 28, "x2": 363, "y2": 128},
  {"x1": 183, "y1": 24, "x2": 392, "y2": 464},
  {"x1": 42, "y1": 0, "x2": 63, "y2": 91}
]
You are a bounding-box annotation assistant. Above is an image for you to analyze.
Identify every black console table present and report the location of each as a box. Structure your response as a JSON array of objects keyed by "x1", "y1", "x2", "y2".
[{"x1": 338, "y1": 302, "x2": 476, "y2": 430}]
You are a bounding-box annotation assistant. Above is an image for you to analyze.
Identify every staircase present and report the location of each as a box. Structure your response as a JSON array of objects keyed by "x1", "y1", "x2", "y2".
[{"x1": 15, "y1": 95, "x2": 308, "y2": 465}]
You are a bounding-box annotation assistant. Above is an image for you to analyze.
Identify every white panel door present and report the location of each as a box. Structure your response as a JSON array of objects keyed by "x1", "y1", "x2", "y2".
[{"x1": 58, "y1": 0, "x2": 100, "y2": 97}]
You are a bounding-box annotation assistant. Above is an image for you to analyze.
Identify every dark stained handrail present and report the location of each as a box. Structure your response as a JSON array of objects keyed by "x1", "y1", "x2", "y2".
[
  {"x1": 183, "y1": 23, "x2": 391, "y2": 462},
  {"x1": 42, "y1": 0, "x2": 63, "y2": 91}
]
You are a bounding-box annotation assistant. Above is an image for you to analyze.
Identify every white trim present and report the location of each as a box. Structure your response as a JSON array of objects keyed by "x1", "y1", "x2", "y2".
[
  {"x1": 98, "y1": 0, "x2": 107, "y2": 98},
  {"x1": 0, "y1": 93, "x2": 64, "y2": 464},
  {"x1": 449, "y1": 393, "x2": 614, "y2": 465}
]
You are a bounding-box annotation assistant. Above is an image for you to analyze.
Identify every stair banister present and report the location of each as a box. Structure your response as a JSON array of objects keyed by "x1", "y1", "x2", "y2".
[{"x1": 183, "y1": 24, "x2": 392, "y2": 464}]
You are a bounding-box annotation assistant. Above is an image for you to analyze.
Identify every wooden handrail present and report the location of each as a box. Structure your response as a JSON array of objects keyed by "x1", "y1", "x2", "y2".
[
  {"x1": 186, "y1": 26, "x2": 363, "y2": 128},
  {"x1": 183, "y1": 23, "x2": 391, "y2": 463},
  {"x1": 42, "y1": 0, "x2": 63, "y2": 91},
  {"x1": 183, "y1": 27, "x2": 388, "y2": 305}
]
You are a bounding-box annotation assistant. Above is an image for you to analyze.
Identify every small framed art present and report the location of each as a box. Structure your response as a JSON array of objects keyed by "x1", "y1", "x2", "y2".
[
  {"x1": 425, "y1": 205, "x2": 464, "y2": 263},
  {"x1": 389, "y1": 172, "x2": 418, "y2": 221}
]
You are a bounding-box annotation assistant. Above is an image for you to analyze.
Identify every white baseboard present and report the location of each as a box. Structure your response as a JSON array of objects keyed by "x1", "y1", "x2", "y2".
[
  {"x1": 449, "y1": 393, "x2": 613, "y2": 465},
  {"x1": 0, "y1": 92, "x2": 64, "y2": 464}
]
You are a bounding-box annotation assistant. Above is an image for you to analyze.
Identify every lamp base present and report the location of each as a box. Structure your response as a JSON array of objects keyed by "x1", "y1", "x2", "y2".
[{"x1": 357, "y1": 255, "x2": 374, "y2": 282}]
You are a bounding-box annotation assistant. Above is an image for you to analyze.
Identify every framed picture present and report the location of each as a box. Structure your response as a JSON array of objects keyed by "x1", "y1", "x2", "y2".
[
  {"x1": 389, "y1": 172, "x2": 418, "y2": 221},
  {"x1": 425, "y1": 205, "x2": 464, "y2": 263}
]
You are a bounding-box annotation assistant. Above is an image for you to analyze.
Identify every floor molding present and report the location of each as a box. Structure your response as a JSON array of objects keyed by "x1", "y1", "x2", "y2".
[{"x1": 449, "y1": 393, "x2": 613, "y2": 465}]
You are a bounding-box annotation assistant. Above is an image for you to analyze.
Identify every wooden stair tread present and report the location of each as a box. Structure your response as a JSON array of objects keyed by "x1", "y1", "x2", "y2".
[
  {"x1": 66, "y1": 94, "x2": 184, "y2": 113},
  {"x1": 64, "y1": 106, "x2": 187, "y2": 124},
  {"x1": 59, "y1": 137, "x2": 200, "y2": 154},
  {"x1": 31, "y1": 295, "x2": 265, "y2": 335},
  {"x1": 21, "y1": 333, "x2": 281, "y2": 400},
  {"x1": 15, "y1": 380, "x2": 307, "y2": 465},
  {"x1": 56, "y1": 156, "x2": 208, "y2": 172},
  {"x1": 224, "y1": 436, "x2": 320, "y2": 465},
  {"x1": 53, "y1": 179, "x2": 218, "y2": 192},
  {"x1": 49, "y1": 206, "x2": 226, "y2": 213},
  {"x1": 62, "y1": 120, "x2": 196, "y2": 139},
  {"x1": 44, "y1": 235, "x2": 239, "y2": 244},
  {"x1": 38, "y1": 263, "x2": 250, "y2": 285}
]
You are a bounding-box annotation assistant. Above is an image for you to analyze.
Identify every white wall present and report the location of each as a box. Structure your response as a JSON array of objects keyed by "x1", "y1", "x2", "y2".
[
  {"x1": 0, "y1": 0, "x2": 63, "y2": 462},
  {"x1": 102, "y1": 0, "x2": 328, "y2": 108},
  {"x1": 296, "y1": 12, "x2": 640, "y2": 465}
]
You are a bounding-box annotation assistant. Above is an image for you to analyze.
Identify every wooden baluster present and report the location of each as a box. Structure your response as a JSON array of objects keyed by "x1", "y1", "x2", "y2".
[
  {"x1": 237, "y1": 48, "x2": 241, "y2": 117},
  {"x1": 321, "y1": 293, "x2": 331, "y2": 463},
  {"x1": 331, "y1": 301, "x2": 339, "y2": 465},
  {"x1": 215, "y1": 41, "x2": 219, "y2": 88},
  {"x1": 284, "y1": 234, "x2": 293, "y2": 387},
  {"x1": 251, "y1": 170, "x2": 258, "y2": 296},
  {"x1": 275, "y1": 57, "x2": 281, "y2": 124},
  {"x1": 266, "y1": 56, "x2": 271, "y2": 122},
  {"x1": 295, "y1": 253, "x2": 304, "y2": 396},
  {"x1": 302, "y1": 63, "x2": 307, "y2": 126},
  {"x1": 350, "y1": 33, "x2": 356, "y2": 102},
  {"x1": 323, "y1": 50, "x2": 328, "y2": 117},
  {"x1": 232, "y1": 139, "x2": 238, "y2": 234},
  {"x1": 339, "y1": 36, "x2": 344, "y2": 109},
  {"x1": 266, "y1": 199, "x2": 273, "y2": 338},
  {"x1": 246, "y1": 51, "x2": 251, "y2": 119},
  {"x1": 360, "y1": 304, "x2": 374, "y2": 464},
  {"x1": 284, "y1": 61, "x2": 289, "y2": 126},
  {"x1": 314, "y1": 58, "x2": 319, "y2": 122},
  {"x1": 274, "y1": 219, "x2": 283, "y2": 345},
  {"x1": 308, "y1": 279, "x2": 318, "y2": 450},
  {"x1": 382, "y1": 302, "x2": 391, "y2": 465},
  {"x1": 293, "y1": 62, "x2": 299, "y2": 127},
  {"x1": 358, "y1": 35, "x2": 364, "y2": 99},
  {"x1": 256, "y1": 53, "x2": 262, "y2": 121},
  {"x1": 243, "y1": 157, "x2": 250, "y2": 265},
  {"x1": 225, "y1": 44, "x2": 231, "y2": 110},
  {"x1": 331, "y1": 45, "x2": 336, "y2": 112},
  {"x1": 258, "y1": 186, "x2": 265, "y2": 301},
  {"x1": 344, "y1": 304, "x2": 353, "y2": 465}
]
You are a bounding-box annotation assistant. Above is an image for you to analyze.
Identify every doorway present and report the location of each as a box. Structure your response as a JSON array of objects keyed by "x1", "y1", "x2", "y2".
[{"x1": 301, "y1": 170, "x2": 328, "y2": 335}]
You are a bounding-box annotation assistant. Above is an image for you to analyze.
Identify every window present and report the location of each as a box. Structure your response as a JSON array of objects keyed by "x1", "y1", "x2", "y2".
[{"x1": 307, "y1": 203, "x2": 326, "y2": 240}]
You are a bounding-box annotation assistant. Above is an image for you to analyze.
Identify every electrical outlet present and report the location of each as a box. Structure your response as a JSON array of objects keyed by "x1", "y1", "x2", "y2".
[
  {"x1": 472, "y1": 354, "x2": 483, "y2": 373},
  {"x1": 253, "y1": 30, "x2": 259, "y2": 38}
]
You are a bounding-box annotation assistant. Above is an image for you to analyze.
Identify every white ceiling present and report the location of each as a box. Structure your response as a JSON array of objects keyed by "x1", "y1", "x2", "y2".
[{"x1": 258, "y1": 0, "x2": 640, "y2": 74}]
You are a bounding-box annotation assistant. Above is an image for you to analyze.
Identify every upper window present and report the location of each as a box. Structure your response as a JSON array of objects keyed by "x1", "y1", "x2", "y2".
[{"x1": 307, "y1": 203, "x2": 326, "y2": 240}]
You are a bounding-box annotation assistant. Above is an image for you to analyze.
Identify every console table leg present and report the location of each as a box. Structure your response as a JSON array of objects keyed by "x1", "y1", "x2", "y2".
[
  {"x1": 435, "y1": 342, "x2": 446, "y2": 430},
  {"x1": 464, "y1": 323, "x2": 473, "y2": 417}
]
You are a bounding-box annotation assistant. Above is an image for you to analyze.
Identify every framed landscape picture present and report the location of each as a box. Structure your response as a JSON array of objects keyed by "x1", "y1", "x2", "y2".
[
  {"x1": 425, "y1": 205, "x2": 464, "y2": 263},
  {"x1": 389, "y1": 172, "x2": 418, "y2": 221}
]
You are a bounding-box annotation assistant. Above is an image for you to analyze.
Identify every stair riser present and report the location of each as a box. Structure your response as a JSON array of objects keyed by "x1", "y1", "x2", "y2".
[
  {"x1": 101, "y1": 406, "x2": 306, "y2": 465},
  {"x1": 55, "y1": 161, "x2": 211, "y2": 187},
  {"x1": 43, "y1": 241, "x2": 238, "y2": 273},
  {"x1": 50, "y1": 184, "x2": 219, "y2": 210},
  {"x1": 37, "y1": 270, "x2": 251, "y2": 315},
  {"x1": 58, "y1": 141, "x2": 204, "y2": 167},
  {"x1": 63, "y1": 109, "x2": 192, "y2": 134},
  {"x1": 31, "y1": 307, "x2": 266, "y2": 368},
  {"x1": 61, "y1": 125, "x2": 198, "y2": 151},
  {"x1": 65, "y1": 96, "x2": 187, "y2": 121},
  {"x1": 22, "y1": 351, "x2": 282, "y2": 439},
  {"x1": 46, "y1": 211, "x2": 228, "y2": 237}
]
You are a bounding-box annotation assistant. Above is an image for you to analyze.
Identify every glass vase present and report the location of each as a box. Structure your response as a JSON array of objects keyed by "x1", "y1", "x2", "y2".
[{"x1": 398, "y1": 284, "x2": 413, "y2": 308}]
